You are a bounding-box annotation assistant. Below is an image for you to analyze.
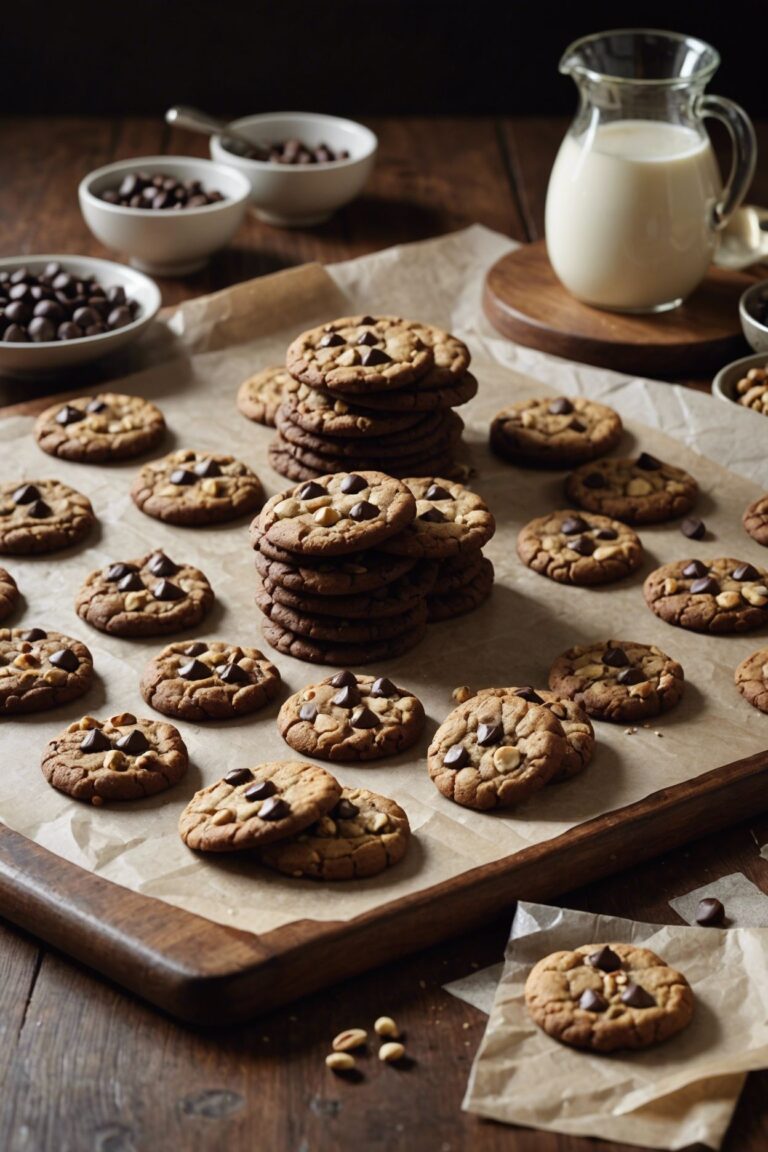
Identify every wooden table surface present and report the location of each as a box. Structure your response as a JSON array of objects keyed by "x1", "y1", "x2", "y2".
[{"x1": 2, "y1": 115, "x2": 768, "y2": 1152}]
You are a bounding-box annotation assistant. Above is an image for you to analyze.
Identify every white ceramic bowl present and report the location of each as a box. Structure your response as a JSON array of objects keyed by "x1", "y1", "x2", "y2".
[
  {"x1": 79, "y1": 156, "x2": 251, "y2": 275},
  {"x1": 739, "y1": 279, "x2": 768, "y2": 353},
  {"x1": 0, "y1": 255, "x2": 161, "y2": 378},
  {"x1": 210, "y1": 112, "x2": 377, "y2": 227},
  {"x1": 712, "y1": 350, "x2": 768, "y2": 408}
]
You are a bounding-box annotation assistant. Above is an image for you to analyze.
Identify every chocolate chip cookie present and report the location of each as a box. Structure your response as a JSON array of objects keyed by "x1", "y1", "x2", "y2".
[
  {"x1": 517, "y1": 510, "x2": 643, "y2": 585},
  {"x1": 261, "y1": 616, "x2": 427, "y2": 667},
  {"x1": 426, "y1": 556, "x2": 495, "y2": 621},
  {"x1": 286, "y1": 315, "x2": 435, "y2": 393},
  {"x1": 524, "y1": 943, "x2": 694, "y2": 1052},
  {"x1": 565, "y1": 454, "x2": 698, "y2": 524},
  {"x1": 644, "y1": 557, "x2": 768, "y2": 634},
  {"x1": 278, "y1": 671, "x2": 425, "y2": 762},
  {"x1": 280, "y1": 381, "x2": 433, "y2": 438},
  {"x1": 255, "y1": 577, "x2": 427, "y2": 643},
  {"x1": 34, "y1": 392, "x2": 166, "y2": 462},
  {"x1": 268, "y1": 429, "x2": 459, "y2": 481},
  {"x1": 427, "y1": 692, "x2": 567, "y2": 811},
  {"x1": 132, "y1": 449, "x2": 264, "y2": 526},
  {"x1": 380, "y1": 477, "x2": 495, "y2": 559},
  {"x1": 490, "y1": 396, "x2": 623, "y2": 468},
  {"x1": 179, "y1": 760, "x2": 342, "y2": 852},
  {"x1": 259, "y1": 787, "x2": 410, "y2": 880},
  {"x1": 236, "y1": 366, "x2": 295, "y2": 427},
  {"x1": 476, "y1": 686, "x2": 594, "y2": 781},
  {"x1": 252, "y1": 533, "x2": 417, "y2": 595},
  {"x1": 140, "y1": 640, "x2": 282, "y2": 721},
  {"x1": 0, "y1": 627, "x2": 93, "y2": 713},
  {"x1": 735, "y1": 647, "x2": 768, "y2": 713},
  {"x1": 42, "y1": 712, "x2": 188, "y2": 805},
  {"x1": 0, "y1": 568, "x2": 19, "y2": 622},
  {"x1": 76, "y1": 551, "x2": 214, "y2": 637},
  {"x1": 548, "y1": 640, "x2": 685, "y2": 722},
  {"x1": 0, "y1": 480, "x2": 94, "y2": 555},
  {"x1": 259, "y1": 560, "x2": 436, "y2": 618},
  {"x1": 275, "y1": 402, "x2": 458, "y2": 460},
  {"x1": 257, "y1": 471, "x2": 417, "y2": 557},
  {"x1": 743, "y1": 495, "x2": 768, "y2": 548},
  {"x1": 328, "y1": 370, "x2": 478, "y2": 413}
]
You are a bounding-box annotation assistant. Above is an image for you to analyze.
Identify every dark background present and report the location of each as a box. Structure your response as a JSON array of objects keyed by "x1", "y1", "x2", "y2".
[{"x1": 3, "y1": 0, "x2": 767, "y2": 117}]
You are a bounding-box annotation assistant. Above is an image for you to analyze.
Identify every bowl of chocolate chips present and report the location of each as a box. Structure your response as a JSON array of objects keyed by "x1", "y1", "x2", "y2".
[
  {"x1": 209, "y1": 112, "x2": 377, "y2": 226},
  {"x1": 79, "y1": 156, "x2": 251, "y2": 275},
  {"x1": 0, "y1": 255, "x2": 161, "y2": 377}
]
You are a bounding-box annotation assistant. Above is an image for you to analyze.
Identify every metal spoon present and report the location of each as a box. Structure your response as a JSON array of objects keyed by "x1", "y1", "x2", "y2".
[{"x1": 164, "y1": 106, "x2": 270, "y2": 161}]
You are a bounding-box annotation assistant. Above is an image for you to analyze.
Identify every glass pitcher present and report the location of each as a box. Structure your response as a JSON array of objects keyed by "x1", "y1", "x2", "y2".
[{"x1": 545, "y1": 28, "x2": 756, "y2": 313}]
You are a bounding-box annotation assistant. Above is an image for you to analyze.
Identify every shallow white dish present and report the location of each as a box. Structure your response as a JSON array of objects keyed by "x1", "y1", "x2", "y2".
[
  {"x1": 0, "y1": 255, "x2": 161, "y2": 378},
  {"x1": 739, "y1": 279, "x2": 768, "y2": 353},
  {"x1": 210, "y1": 112, "x2": 377, "y2": 227},
  {"x1": 79, "y1": 156, "x2": 251, "y2": 275},
  {"x1": 712, "y1": 350, "x2": 768, "y2": 407}
]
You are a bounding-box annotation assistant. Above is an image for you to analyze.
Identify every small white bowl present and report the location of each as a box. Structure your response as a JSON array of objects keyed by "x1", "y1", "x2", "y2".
[
  {"x1": 79, "y1": 156, "x2": 251, "y2": 275},
  {"x1": 0, "y1": 254, "x2": 160, "y2": 378},
  {"x1": 739, "y1": 279, "x2": 768, "y2": 352},
  {"x1": 210, "y1": 112, "x2": 377, "y2": 227},
  {"x1": 712, "y1": 350, "x2": 768, "y2": 408}
]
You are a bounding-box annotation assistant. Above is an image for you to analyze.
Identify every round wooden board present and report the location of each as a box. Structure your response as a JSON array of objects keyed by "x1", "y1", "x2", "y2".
[{"x1": 483, "y1": 240, "x2": 754, "y2": 378}]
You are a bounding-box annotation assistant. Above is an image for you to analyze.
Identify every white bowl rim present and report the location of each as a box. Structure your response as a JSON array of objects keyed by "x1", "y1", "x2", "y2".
[
  {"x1": 739, "y1": 279, "x2": 768, "y2": 333},
  {"x1": 79, "y1": 155, "x2": 252, "y2": 217},
  {"x1": 712, "y1": 349, "x2": 768, "y2": 399},
  {"x1": 212, "y1": 111, "x2": 378, "y2": 171},
  {"x1": 0, "y1": 253, "x2": 161, "y2": 350}
]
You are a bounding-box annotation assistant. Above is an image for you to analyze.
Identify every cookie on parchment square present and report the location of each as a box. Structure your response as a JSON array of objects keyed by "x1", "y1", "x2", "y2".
[
  {"x1": 743, "y1": 494, "x2": 768, "y2": 548},
  {"x1": 0, "y1": 627, "x2": 93, "y2": 714},
  {"x1": 0, "y1": 568, "x2": 19, "y2": 622},
  {"x1": 261, "y1": 615, "x2": 427, "y2": 667},
  {"x1": 643, "y1": 557, "x2": 768, "y2": 634},
  {"x1": 260, "y1": 560, "x2": 437, "y2": 619},
  {"x1": 140, "y1": 640, "x2": 282, "y2": 722},
  {"x1": 259, "y1": 787, "x2": 410, "y2": 881},
  {"x1": 474, "y1": 686, "x2": 594, "y2": 782},
  {"x1": 34, "y1": 392, "x2": 166, "y2": 463},
  {"x1": 179, "y1": 760, "x2": 342, "y2": 852},
  {"x1": 76, "y1": 551, "x2": 214, "y2": 637},
  {"x1": 490, "y1": 395, "x2": 622, "y2": 469},
  {"x1": 517, "y1": 509, "x2": 643, "y2": 586},
  {"x1": 380, "y1": 477, "x2": 495, "y2": 559},
  {"x1": 548, "y1": 639, "x2": 685, "y2": 723},
  {"x1": 564, "y1": 454, "x2": 698, "y2": 524},
  {"x1": 525, "y1": 942, "x2": 695, "y2": 1052},
  {"x1": 426, "y1": 556, "x2": 494, "y2": 621},
  {"x1": 286, "y1": 315, "x2": 435, "y2": 393},
  {"x1": 131, "y1": 449, "x2": 264, "y2": 526},
  {"x1": 278, "y1": 671, "x2": 425, "y2": 762},
  {"x1": 0, "y1": 479, "x2": 94, "y2": 555},
  {"x1": 236, "y1": 366, "x2": 296, "y2": 428},
  {"x1": 42, "y1": 712, "x2": 188, "y2": 805}
]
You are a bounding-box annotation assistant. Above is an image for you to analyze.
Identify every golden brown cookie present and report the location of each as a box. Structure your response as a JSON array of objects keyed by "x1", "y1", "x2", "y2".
[
  {"x1": 735, "y1": 647, "x2": 768, "y2": 713},
  {"x1": 490, "y1": 395, "x2": 623, "y2": 468},
  {"x1": 565, "y1": 454, "x2": 698, "y2": 524},
  {"x1": 76, "y1": 551, "x2": 214, "y2": 637},
  {"x1": 0, "y1": 627, "x2": 93, "y2": 714},
  {"x1": 475, "y1": 686, "x2": 594, "y2": 781},
  {"x1": 236, "y1": 366, "x2": 295, "y2": 427},
  {"x1": 34, "y1": 392, "x2": 165, "y2": 462},
  {"x1": 643, "y1": 557, "x2": 768, "y2": 634},
  {"x1": 380, "y1": 477, "x2": 495, "y2": 559},
  {"x1": 548, "y1": 640, "x2": 685, "y2": 722},
  {"x1": 286, "y1": 315, "x2": 435, "y2": 393},
  {"x1": 517, "y1": 509, "x2": 642, "y2": 586},
  {"x1": 132, "y1": 449, "x2": 264, "y2": 526},
  {"x1": 0, "y1": 480, "x2": 94, "y2": 555},
  {"x1": 140, "y1": 640, "x2": 281, "y2": 721}
]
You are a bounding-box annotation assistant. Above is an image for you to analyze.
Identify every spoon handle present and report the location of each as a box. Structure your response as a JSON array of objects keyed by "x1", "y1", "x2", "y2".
[{"x1": 164, "y1": 106, "x2": 269, "y2": 160}]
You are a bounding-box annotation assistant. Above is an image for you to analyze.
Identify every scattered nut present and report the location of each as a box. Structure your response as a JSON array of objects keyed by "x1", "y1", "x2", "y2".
[
  {"x1": 378, "y1": 1041, "x2": 406, "y2": 1063},
  {"x1": 332, "y1": 1028, "x2": 367, "y2": 1052},
  {"x1": 374, "y1": 1016, "x2": 399, "y2": 1038},
  {"x1": 452, "y1": 685, "x2": 473, "y2": 704},
  {"x1": 325, "y1": 1052, "x2": 356, "y2": 1072}
]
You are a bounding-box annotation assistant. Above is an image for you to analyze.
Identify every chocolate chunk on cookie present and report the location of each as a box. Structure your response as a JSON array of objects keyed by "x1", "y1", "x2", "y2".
[
  {"x1": 644, "y1": 557, "x2": 768, "y2": 633},
  {"x1": 236, "y1": 366, "x2": 296, "y2": 427},
  {"x1": 380, "y1": 477, "x2": 495, "y2": 559},
  {"x1": 0, "y1": 627, "x2": 93, "y2": 713},
  {"x1": 475, "y1": 686, "x2": 594, "y2": 781},
  {"x1": 34, "y1": 392, "x2": 166, "y2": 463},
  {"x1": 517, "y1": 509, "x2": 643, "y2": 585},
  {"x1": 490, "y1": 396, "x2": 623, "y2": 468},
  {"x1": 735, "y1": 647, "x2": 768, "y2": 713},
  {"x1": 743, "y1": 495, "x2": 768, "y2": 548},
  {"x1": 261, "y1": 616, "x2": 427, "y2": 667},
  {"x1": 0, "y1": 568, "x2": 19, "y2": 622},
  {"x1": 525, "y1": 943, "x2": 694, "y2": 1052},
  {"x1": 565, "y1": 455, "x2": 698, "y2": 524},
  {"x1": 0, "y1": 479, "x2": 94, "y2": 555},
  {"x1": 132, "y1": 449, "x2": 264, "y2": 525},
  {"x1": 141, "y1": 640, "x2": 281, "y2": 721},
  {"x1": 76, "y1": 551, "x2": 214, "y2": 637},
  {"x1": 287, "y1": 315, "x2": 435, "y2": 392},
  {"x1": 259, "y1": 787, "x2": 410, "y2": 880},
  {"x1": 278, "y1": 672, "x2": 425, "y2": 762},
  {"x1": 42, "y1": 712, "x2": 188, "y2": 805},
  {"x1": 426, "y1": 556, "x2": 494, "y2": 621},
  {"x1": 548, "y1": 640, "x2": 685, "y2": 722},
  {"x1": 179, "y1": 760, "x2": 342, "y2": 852}
]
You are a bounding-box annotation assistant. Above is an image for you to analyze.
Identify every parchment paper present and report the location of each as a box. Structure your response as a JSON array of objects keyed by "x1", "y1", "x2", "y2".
[
  {"x1": 1, "y1": 226, "x2": 768, "y2": 936},
  {"x1": 462, "y1": 900, "x2": 768, "y2": 1150}
]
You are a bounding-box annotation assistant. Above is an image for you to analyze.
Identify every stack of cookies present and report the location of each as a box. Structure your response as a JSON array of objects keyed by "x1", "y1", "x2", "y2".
[{"x1": 268, "y1": 315, "x2": 476, "y2": 481}]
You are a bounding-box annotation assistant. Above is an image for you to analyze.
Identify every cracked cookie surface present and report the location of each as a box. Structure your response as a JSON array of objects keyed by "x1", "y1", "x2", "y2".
[
  {"x1": 490, "y1": 396, "x2": 622, "y2": 468},
  {"x1": 286, "y1": 315, "x2": 435, "y2": 393},
  {"x1": 0, "y1": 627, "x2": 93, "y2": 713},
  {"x1": 475, "y1": 686, "x2": 594, "y2": 781},
  {"x1": 132, "y1": 449, "x2": 264, "y2": 526},
  {"x1": 643, "y1": 557, "x2": 768, "y2": 634},
  {"x1": 34, "y1": 392, "x2": 165, "y2": 463},
  {"x1": 141, "y1": 640, "x2": 281, "y2": 721},
  {"x1": 76, "y1": 551, "x2": 214, "y2": 637},
  {"x1": 517, "y1": 509, "x2": 642, "y2": 585},
  {"x1": 0, "y1": 479, "x2": 94, "y2": 555},
  {"x1": 548, "y1": 639, "x2": 685, "y2": 722},
  {"x1": 380, "y1": 477, "x2": 495, "y2": 559},
  {"x1": 743, "y1": 495, "x2": 768, "y2": 548},
  {"x1": 236, "y1": 366, "x2": 295, "y2": 427},
  {"x1": 565, "y1": 454, "x2": 698, "y2": 524},
  {"x1": 735, "y1": 647, "x2": 768, "y2": 714}
]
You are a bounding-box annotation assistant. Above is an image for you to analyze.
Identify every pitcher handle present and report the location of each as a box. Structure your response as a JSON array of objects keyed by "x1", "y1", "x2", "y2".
[{"x1": 698, "y1": 94, "x2": 757, "y2": 230}]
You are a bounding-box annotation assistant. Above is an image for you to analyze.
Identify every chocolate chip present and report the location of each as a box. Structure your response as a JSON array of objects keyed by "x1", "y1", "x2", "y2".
[
  {"x1": 682, "y1": 560, "x2": 708, "y2": 579},
  {"x1": 245, "y1": 780, "x2": 277, "y2": 802},
  {"x1": 217, "y1": 662, "x2": 250, "y2": 684},
  {"x1": 333, "y1": 685, "x2": 360, "y2": 708},
  {"x1": 570, "y1": 535, "x2": 595, "y2": 556},
  {"x1": 570, "y1": 419, "x2": 586, "y2": 433},
  {"x1": 617, "y1": 667, "x2": 647, "y2": 685},
  {"x1": 696, "y1": 897, "x2": 726, "y2": 926},
  {"x1": 595, "y1": 527, "x2": 618, "y2": 540},
  {"x1": 55, "y1": 404, "x2": 84, "y2": 426},
  {"x1": 115, "y1": 729, "x2": 150, "y2": 755},
  {"x1": 28, "y1": 500, "x2": 52, "y2": 518},
  {"x1": 603, "y1": 647, "x2": 629, "y2": 667},
  {"x1": 319, "y1": 332, "x2": 344, "y2": 347},
  {"x1": 582, "y1": 471, "x2": 607, "y2": 489},
  {"x1": 224, "y1": 767, "x2": 253, "y2": 786},
  {"x1": 680, "y1": 517, "x2": 705, "y2": 540},
  {"x1": 359, "y1": 316, "x2": 376, "y2": 325},
  {"x1": 444, "y1": 743, "x2": 470, "y2": 769},
  {"x1": 49, "y1": 648, "x2": 79, "y2": 672},
  {"x1": 425, "y1": 484, "x2": 453, "y2": 501},
  {"x1": 118, "y1": 572, "x2": 144, "y2": 593},
  {"x1": 86, "y1": 397, "x2": 108, "y2": 413},
  {"x1": 106, "y1": 562, "x2": 137, "y2": 581},
  {"x1": 349, "y1": 500, "x2": 379, "y2": 521},
  {"x1": 335, "y1": 798, "x2": 359, "y2": 819},
  {"x1": 339, "y1": 474, "x2": 367, "y2": 495},
  {"x1": 153, "y1": 580, "x2": 185, "y2": 601},
  {"x1": 21, "y1": 628, "x2": 46, "y2": 641},
  {"x1": 732, "y1": 563, "x2": 759, "y2": 581},
  {"x1": 476, "y1": 722, "x2": 503, "y2": 746},
  {"x1": 81, "y1": 728, "x2": 112, "y2": 753},
  {"x1": 360, "y1": 347, "x2": 391, "y2": 366},
  {"x1": 356, "y1": 330, "x2": 378, "y2": 346},
  {"x1": 620, "y1": 983, "x2": 656, "y2": 1008},
  {"x1": 636, "y1": 452, "x2": 662, "y2": 471},
  {"x1": 690, "y1": 577, "x2": 720, "y2": 595},
  {"x1": 579, "y1": 989, "x2": 608, "y2": 1012},
  {"x1": 194, "y1": 458, "x2": 221, "y2": 478},
  {"x1": 515, "y1": 687, "x2": 543, "y2": 703},
  {"x1": 12, "y1": 483, "x2": 40, "y2": 505},
  {"x1": 420, "y1": 507, "x2": 447, "y2": 523},
  {"x1": 351, "y1": 705, "x2": 379, "y2": 729},
  {"x1": 298, "y1": 481, "x2": 326, "y2": 500},
  {"x1": 331, "y1": 670, "x2": 357, "y2": 688},
  {"x1": 179, "y1": 658, "x2": 211, "y2": 681},
  {"x1": 371, "y1": 676, "x2": 397, "y2": 697},
  {"x1": 585, "y1": 945, "x2": 622, "y2": 972},
  {"x1": 299, "y1": 702, "x2": 318, "y2": 722},
  {"x1": 148, "y1": 553, "x2": 179, "y2": 577},
  {"x1": 259, "y1": 796, "x2": 289, "y2": 820},
  {"x1": 560, "y1": 515, "x2": 589, "y2": 535},
  {"x1": 548, "y1": 396, "x2": 574, "y2": 415},
  {"x1": 184, "y1": 642, "x2": 207, "y2": 656},
  {"x1": 170, "y1": 468, "x2": 197, "y2": 486}
]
